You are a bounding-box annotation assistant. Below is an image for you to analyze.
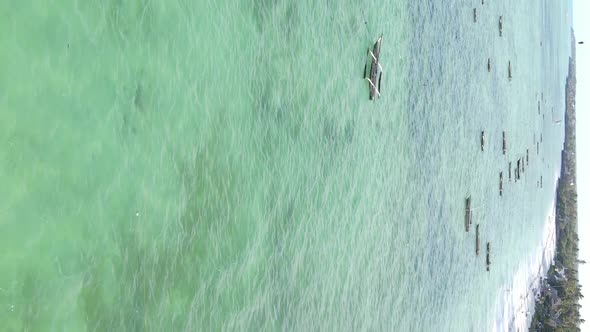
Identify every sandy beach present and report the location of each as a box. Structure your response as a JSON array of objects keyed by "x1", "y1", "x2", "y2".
[{"x1": 492, "y1": 174, "x2": 560, "y2": 331}]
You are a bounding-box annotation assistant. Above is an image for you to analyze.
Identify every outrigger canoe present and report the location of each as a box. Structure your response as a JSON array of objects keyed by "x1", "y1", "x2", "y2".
[{"x1": 364, "y1": 35, "x2": 383, "y2": 101}]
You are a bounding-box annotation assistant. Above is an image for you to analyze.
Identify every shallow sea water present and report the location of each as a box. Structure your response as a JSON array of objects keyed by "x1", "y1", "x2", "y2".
[{"x1": 0, "y1": 0, "x2": 572, "y2": 330}]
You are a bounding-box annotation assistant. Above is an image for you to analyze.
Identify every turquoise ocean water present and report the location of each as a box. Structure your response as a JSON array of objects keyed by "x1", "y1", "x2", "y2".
[{"x1": 0, "y1": 0, "x2": 573, "y2": 330}]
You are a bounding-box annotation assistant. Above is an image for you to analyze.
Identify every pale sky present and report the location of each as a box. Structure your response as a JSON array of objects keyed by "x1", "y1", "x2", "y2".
[{"x1": 573, "y1": 0, "x2": 589, "y2": 330}]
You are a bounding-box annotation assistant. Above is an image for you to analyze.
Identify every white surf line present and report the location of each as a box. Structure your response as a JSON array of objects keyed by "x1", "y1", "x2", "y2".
[{"x1": 491, "y1": 172, "x2": 560, "y2": 332}]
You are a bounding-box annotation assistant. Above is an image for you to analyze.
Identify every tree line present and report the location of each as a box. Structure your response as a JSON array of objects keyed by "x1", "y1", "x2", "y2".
[{"x1": 530, "y1": 30, "x2": 583, "y2": 332}]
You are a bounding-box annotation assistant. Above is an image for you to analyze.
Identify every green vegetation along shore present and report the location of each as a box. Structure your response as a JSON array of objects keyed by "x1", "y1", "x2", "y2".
[{"x1": 530, "y1": 30, "x2": 583, "y2": 332}]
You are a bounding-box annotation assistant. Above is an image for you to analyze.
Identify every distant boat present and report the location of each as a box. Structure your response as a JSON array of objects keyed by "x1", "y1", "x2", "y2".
[
  {"x1": 465, "y1": 196, "x2": 473, "y2": 232},
  {"x1": 486, "y1": 242, "x2": 491, "y2": 271},
  {"x1": 473, "y1": 8, "x2": 477, "y2": 23},
  {"x1": 526, "y1": 149, "x2": 529, "y2": 165},
  {"x1": 498, "y1": 16, "x2": 503, "y2": 36},
  {"x1": 502, "y1": 131, "x2": 507, "y2": 154},
  {"x1": 499, "y1": 172, "x2": 503, "y2": 196},
  {"x1": 487, "y1": 58, "x2": 491, "y2": 72},
  {"x1": 508, "y1": 61, "x2": 512, "y2": 80},
  {"x1": 364, "y1": 35, "x2": 383, "y2": 101},
  {"x1": 508, "y1": 162, "x2": 512, "y2": 181},
  {"x1": 481, "y1": 131, "x2": 485, "y2": 151},
  {"x1": 476, "y1": 224, "x2": 481, "y2": 255}
]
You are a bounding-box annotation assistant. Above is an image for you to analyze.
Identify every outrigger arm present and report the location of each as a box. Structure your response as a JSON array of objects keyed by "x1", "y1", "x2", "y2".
[
  {"x1": 365, "y1": 78, "x2": 381, "y2": 97},
  {"x1": 368, "y1": 50, "x2": 384, "y2": 72}
]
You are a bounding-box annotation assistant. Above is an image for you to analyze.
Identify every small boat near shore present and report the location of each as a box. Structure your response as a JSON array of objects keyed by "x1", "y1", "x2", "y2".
[
  {"x1": 364, "y1": 35, "x2": 383, "y2": 101},
  {"x1": 465, "y1": 196, "x2": 473, "y2": 232},
  {"x1": 486, "y1": 242, "x2": 491, "y2": 271},
  {"x1": 481, "y1": 131, "x2": 485, "y2": 151},
  {"x1": 508, "y1": 162, "x2": 512, "y2": 181},
  {"x1": 502, "y1": 131, "x2": 506, "y2": 154},
  {"x1": 499, "y1": 172, "x2": 503, "y2": 196},
  {"x1": 476, "y1": 224, "x2": 480, "y2": 255}
]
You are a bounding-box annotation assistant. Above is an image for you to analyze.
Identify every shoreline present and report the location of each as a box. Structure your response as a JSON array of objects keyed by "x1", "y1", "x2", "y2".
[{"x1": 491, "y1": 174, "x2": 559, "y2": 332}]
